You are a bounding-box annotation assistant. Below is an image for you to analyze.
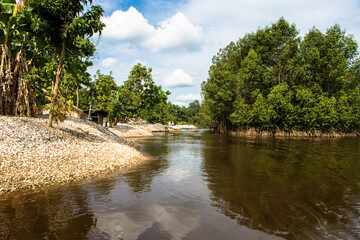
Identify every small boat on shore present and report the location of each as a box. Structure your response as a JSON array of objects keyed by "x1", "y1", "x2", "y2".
[{"x1": 180, "y1": 129, "x2": 197, "y2": 132}]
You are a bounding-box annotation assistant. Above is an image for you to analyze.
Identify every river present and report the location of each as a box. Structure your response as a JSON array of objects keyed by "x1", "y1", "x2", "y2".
[{"x1": 0, "y1": 130, "x2": 359, "y2": 239}]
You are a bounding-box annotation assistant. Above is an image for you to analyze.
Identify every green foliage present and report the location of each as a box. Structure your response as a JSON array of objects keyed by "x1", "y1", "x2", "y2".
[
  {"x1": 202, "y1": 18, "x2": 360, "y2": 134},
  {"x1": 166, "y1": 103, "x2": 187, "y2": 124},
  {"x1": 93, "y1": 71, "x2": 117, "y2": 112},
  {"x1": 25, "y1": 0, "x2": 104, "y2": 126},
  {"x1": 249, "y1": 91, "x2": 274, "y2": 131},
  {"x1": 29, "y1": 0, "x2": 105, "y2": 45},
  {"x1": 80, "y1": 65, "x2": 172, "y2": 125},
  {"x1": 186, "y1": 100, "x2": 201, "y2": 124},
  {"x1": 267, "y1": 83, "x2": 294, "y2": 131},
  {"x1": 78, "y1": 63, "x2": 207, "y2": 126},
  {"x1": 0, "y1": 0, "x2": 21, "y2": 46},
  {"x1": 230, "y1": 98, "x2": 250, "y2": 127},
  {"x1": 140, "y1": 102, "x2": 169, "y2": 125},
  {"x1": 122, "y1": 63, "x2": 170, "y2": 122},
  {"x1": 237, "y1": 49, "x2": 271, "y2": 103},
  {"x1": 44, "y1": 95, "x2": 73, "y2": 123},
  {"x1": 107, "y1": 90, "x2": 126, "y2": 121},
  {"x1": 0, "y1": 0, "x2": 104, "y2": 121},
  {"x1": 0, "y1": 1, "x2": 43, "y2": 116}
]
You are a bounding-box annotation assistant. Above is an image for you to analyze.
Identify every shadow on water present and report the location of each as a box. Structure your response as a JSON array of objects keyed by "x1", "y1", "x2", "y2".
[
  {"x1": 0, "y1": 185, "x2": 96, "y2": 240},
  {"x1": 121, "y1": 134, "x2": 173, "y2": 194},
  {"x1": 123, "y1": 157, "x2": 169, "y2": 194},
  {"x1": 201, "y1": 133, "x2": 360, "y2": 239},
  {"x1": 86, "y1": 153, "x2": 170, "y2": 197}
]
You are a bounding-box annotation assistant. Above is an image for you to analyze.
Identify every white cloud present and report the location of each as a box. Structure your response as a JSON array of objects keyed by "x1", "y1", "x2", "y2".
[
  {"x1": 176, "y1": 93, "x2": 201, "y2": 102},
  {"x1": 173, "y1": 101, "x2": 186, "y2": 106},
  {"x1": 101, "y1": 7, "x2": 203, "y2": 52},
  {"x1": 182, "y1": 0, "x2": 360, "y2": 44},
  {"x1": 90, "y1": 0, "x2": 360, "y2": 105},
  {"x1": 102, "y1": 7, "x2": 154, "y2": 42},
  {"x1": 143, "y1": 12, "x2": 203, "y2": 52},
  {"x1": 164, "y1": 69, "x2": 195, "y2": 87},
  {"x1": 101, "y1": 58, "x2": 118, "y2": 68}
]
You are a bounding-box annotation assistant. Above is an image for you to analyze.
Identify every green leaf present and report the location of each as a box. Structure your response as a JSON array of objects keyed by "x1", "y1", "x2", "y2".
[
  {"x1": 0, "y1": 2, "x2": 16, "y2": 15},
  {"x1": 1, "y1": 0, "x2": 17, "y2": 3}
]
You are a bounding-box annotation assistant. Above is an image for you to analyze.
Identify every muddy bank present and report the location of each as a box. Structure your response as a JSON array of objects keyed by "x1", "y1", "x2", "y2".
[{"x1": 230, "y1": 128, "x2": 360, "y2": 137}]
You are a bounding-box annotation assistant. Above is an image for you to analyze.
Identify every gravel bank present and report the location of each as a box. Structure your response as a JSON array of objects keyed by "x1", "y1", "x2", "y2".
[
  {"x1": 0, "y1": 116, "x2": 148, "y2": 194},
  {"x1": 109, "y1": 123, "x2": 153, "y2": 138}
]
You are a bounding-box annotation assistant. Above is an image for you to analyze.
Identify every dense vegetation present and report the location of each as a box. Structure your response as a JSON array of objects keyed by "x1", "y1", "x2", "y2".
[
  {"x1": 0, "y1": 0, "x2": 104, "y2": 126},
  {"x1": 0, "y1": 0, "x2": 201, "y2": 127},
  {"x1": 78, "y1": 64, "x2": 202, "y2": 126},
  {"x1": 201, "y1": 18, "x2": 360, "y2": 134}
]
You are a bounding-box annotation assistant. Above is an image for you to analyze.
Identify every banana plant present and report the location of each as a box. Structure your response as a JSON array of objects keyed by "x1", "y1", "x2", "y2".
[
  {"x1": 1, "y1": 0, "x2": 20, "y2": 115},
  {"x1": 0, "y1": 0, "x2": 18, "y2": 74},
  {"x1": 0, "y1": 0, "x2": 38, "y2": 116}
]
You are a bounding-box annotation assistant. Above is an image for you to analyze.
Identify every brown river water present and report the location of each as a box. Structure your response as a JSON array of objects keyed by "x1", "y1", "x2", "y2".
[{"x1": 0, "y1": 130, "x2": 359, "y2": 239}]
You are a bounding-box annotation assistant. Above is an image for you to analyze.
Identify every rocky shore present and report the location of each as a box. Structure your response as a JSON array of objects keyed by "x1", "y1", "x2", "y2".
[{"x1": 0, "y1": 116, "x2": 148, "y2": 194}]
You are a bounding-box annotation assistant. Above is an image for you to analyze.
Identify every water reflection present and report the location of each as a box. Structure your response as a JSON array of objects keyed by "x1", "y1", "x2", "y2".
[
  {"x1": 88, "y1": 134, "x2": 207, "y2": 239},
  {"x1": 123, "y1": 135, "x2": 171, "y2": 193},
  {"x1": 201, "y1": 135, "x2": 360, "y2": 239},
  {"x1": 0, "y1": 185, "x2": 96, "y2": 239},
  {"x1": 123, "y1": 156, "x2": 169, "y2": 193},
  {"x1": 0, "y1": 132, "x2": 359, "y2": 239}
]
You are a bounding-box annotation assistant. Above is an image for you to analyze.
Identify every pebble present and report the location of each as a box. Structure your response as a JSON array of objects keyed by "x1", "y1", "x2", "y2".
[{"x1": 0, "y1": 116, "x2": 148, "y2": 194}]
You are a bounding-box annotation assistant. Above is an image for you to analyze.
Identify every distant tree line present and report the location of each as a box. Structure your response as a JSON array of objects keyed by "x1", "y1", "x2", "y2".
[
  {"x1": 81, "y1": 63, "x2": 203, "y2": 126},
  {"x1": 201, "y1": 18, "x2": 360, "y2": 134}
]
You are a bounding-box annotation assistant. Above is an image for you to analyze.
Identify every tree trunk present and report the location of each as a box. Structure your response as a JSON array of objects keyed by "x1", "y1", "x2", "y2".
[
  {"x1": 76, "y1": 85, "x2": 79, "y2": 108},
  {"x1": 278, "y1": 70, "x2": 281, "y2": 84},
  {"x1": 14, "y1": 47, "x2": 37, "y2": 117},
  {"x1": 88, "y1": 91, "x2": 93, "y2": 119},
  {"x1": 0, "y1": 45, "x2": 6, "y2": 115},
  {"x1": 48, "y1": 39, "x2": 66, "y2": 127},
  {"x1": 0, "y1": 3, "x2": 37, "y2": 117},
  {"x1": 215, "y1": 118, "x2": 230, "y2": 134},
  {"x1": 109, "y1": 117, "x2": 118, "y2": 127},
  {"x1": 88, "y1": 103, "x2": 92, "y2": 119},
  {"x1": 98, "y1": 113, "x2": 103, "y2": 126},
  {"x1": 0, "y1": 44, "x2": 14, "y2": 115}
]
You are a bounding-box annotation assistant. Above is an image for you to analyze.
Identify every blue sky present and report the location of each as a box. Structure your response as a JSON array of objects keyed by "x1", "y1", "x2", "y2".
[{"x1": 88, "y1": 0, "x2": 360, "y2": 106}]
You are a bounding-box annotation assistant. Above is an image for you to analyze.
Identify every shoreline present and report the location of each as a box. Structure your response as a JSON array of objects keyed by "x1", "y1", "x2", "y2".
[
  {"x1": 0, "y1": 116, "x2": 148, "y2": 194},
  {"x1": 230, "y1": 128, "x2": 360, "y2": 138}
]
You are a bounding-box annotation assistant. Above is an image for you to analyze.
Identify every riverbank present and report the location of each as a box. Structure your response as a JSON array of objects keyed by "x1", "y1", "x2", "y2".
[
  {"x1": 109, "y1": 123, "x2": 154, "y2": 138},
  {"x1": 108, "y1": 122, "x2": 198, "y2": 138},
  {"x1": 0, "y1": 116, "x2": 148, "y2": 194},
  {"x1": 230, "y1": 128, "x2": 360, "y2": 137}
]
